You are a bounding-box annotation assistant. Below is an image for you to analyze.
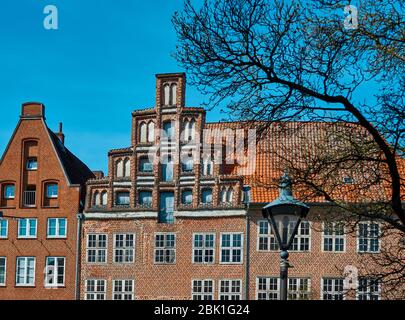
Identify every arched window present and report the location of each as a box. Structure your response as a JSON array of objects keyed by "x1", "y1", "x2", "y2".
[
  {"x1": 94, "y1": 191, "x2": 101, "y2": 206},
  {"x1": 140, "y1": 122, "x2": 147, "y2": 143},
  {"x1": 220, "y1": 188, "x2": 227, "y2": 203},
  {"x1": 101, "y1": 191, "x2": 108, "y2": 206},
  {"x1": 170, "y1": 84, "x2": 177, "y2": 105},
  {"x1": 163, "y1": 84, "x2": 170, "y2": 105},
  {"x1": 147, "y1": 121, "x2": 155, "y2": 142},
  {"x1": 201, "y1": 188, "x2": 213, "y2": 205},
  {"x1": 124, "y1": 158, "x2": 131, "y2": 177},
  {"x1": 227, "y1": 188, "x2": 233, "y2": 203},
  {"x1": 202, "y1": 157, "x2": 213, "y2": 176},
  {"x1": 116, "y1": 160, "x2": 124, "y2": 178}
]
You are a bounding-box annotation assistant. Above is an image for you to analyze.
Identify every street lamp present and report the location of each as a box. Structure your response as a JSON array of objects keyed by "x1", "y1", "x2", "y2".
[{"x1": 262, "y1": 172, "x2": 310, "y2": 300}]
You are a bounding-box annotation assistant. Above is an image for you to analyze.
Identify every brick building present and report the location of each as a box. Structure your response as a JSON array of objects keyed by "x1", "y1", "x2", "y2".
[
  {"x1": 80, "y1": 73, "x2": 403, "y2": 300},
  {"x1": 0, "y1": 103, "x2": 94, "y2": 299}
]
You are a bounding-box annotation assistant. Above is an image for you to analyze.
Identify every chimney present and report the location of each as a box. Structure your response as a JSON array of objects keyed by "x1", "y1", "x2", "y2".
[
  {"x1": 55, "y1": 122, "x2": 65, "y2": 145},
  {"x1": 21, "y1": 102, "x2": 45, "y2": 119}
]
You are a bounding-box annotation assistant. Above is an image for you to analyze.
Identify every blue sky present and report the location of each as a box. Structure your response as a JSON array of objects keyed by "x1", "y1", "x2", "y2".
[{"x1": 0, "y1": 0, "x2": 215, "y2": 173}]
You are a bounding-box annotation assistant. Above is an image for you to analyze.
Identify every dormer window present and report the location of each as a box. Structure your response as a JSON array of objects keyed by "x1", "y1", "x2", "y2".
[{"x1": 26, "y1": 157, "x2": 38, "y2": 170}]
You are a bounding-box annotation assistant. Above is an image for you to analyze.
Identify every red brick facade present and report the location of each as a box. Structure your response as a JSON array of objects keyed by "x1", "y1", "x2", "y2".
[
  {"x1": 0, "y1": 103, "x2": 94, "y2": 299},
  {"x1": 80, "y1": 73, "x2": 403, "y2": 300}
]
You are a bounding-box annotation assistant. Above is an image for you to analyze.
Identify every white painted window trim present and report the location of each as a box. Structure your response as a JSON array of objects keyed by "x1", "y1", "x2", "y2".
[
  {"x1": 321, "y1": 222, "x2": 346, "y2": 253},
  {"x1": 0, "y1": 219, "x2": 8, "y2": 239},
  {"x1": 85, "y1": 279, "x2": 107, "y2": 300},
  {"x1": 357, "y1": 221, "x2": 381, "y2": 254},
  {"x1": 112, "y1": 279, "x2": 135, "y2": 300},
  {"x1": 256, "y1": 276, "x2": 280, "y2": 300},
  {"x1": 218, "y1": 279, "x2": 243, "y2": 300},
  {"x1": 356, "y1": 277, "x2": 381, "y2": 300},
  {"x1": 320, "y1": 277, "x2": 345, "y2": 300},
  {"x1": 0, "y1": 257, "x2": 6, "y2": 286},
  {"x1": 220, "y1": 233, "x2": 244, "y2": 265},
  {"x1": 15, "y1": 257, "x2": 36, "y2": 287},
  {"x1": 44, "y1": 256, "x2": 66, "y2": 288},
  {"x1": 154, "y1": 233, "x2": 176, "y2": 265},
  {"x1": 113, "y1": 233, "x2": 136, "y2": 264},
  {"x1": 47, "y1": 218, "x2": 67, "y2": 239},
  {"x1": 86, "y1": 234, "x2": 108, "y2": 264},
  {"x1": 192, "y1": 233, "x2": 216, "y2": 264},
  {"x1": 17, "y1": 218, "x2": 37, "y2": 239},
  {"x1": 191, "y1": 279, "x2": 215, "y2": 300}
]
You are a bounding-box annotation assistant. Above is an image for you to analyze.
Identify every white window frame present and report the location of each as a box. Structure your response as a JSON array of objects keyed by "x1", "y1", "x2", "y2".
[
  {"x1": 113, "y1": 233, "x2": 135, "y2": 264},
  {"x1": 154, "y1": 233, "x2": 176, "y2": 264},
  {"x1": 321, "y1": 277, "x2": 345, "y2": 300},
  {"x1": 113, "y1": 279, "x2": 135, "y2": 300},
  {"x1": 322, "y1": 222, "x2": 346, "y2": 253},
  {"x1": 288, "y1": 278, "x2": 311, "y2": 300},
  {"x1": 192, "y1": 279, "x2": 215, "y2": 300},
  {"x1": 220, "y1": 233, "x2": 244, "y2": 264},
  {"x1": 218, "y1": 279, "x2": 242, "y2": 300},
  {"x1": 356, "y1": 277, "x2": 381, "y2": 300},
  {"x1": 3, "y1": 184, "x2": 15, "y2": 199},
  {"x1": 192, "y1": 233, "x2": 215, "y2": 264},
  {"x1": 256, "y1": 277, "x2": 279, "y2": 300},
  {"x1": 86, "y1": 234, "x2": 108, "y2": 264},
  {"x1": 45, "y1": 183, "x2": 58, "y2": 199},
  {"x1": 85, "y1": 279, "x2": 107, "y2": 300},
  {"x1": 15, "y1": 257, "x2": 36, "y2": 287},
  {"x1": 0, "y1": 257, "x2": 6, "y2": 286},
  {"x1": 357, "y1": 221, "x2": 381, "y2": 253},
  {"x1": 44, "y1": 257, "x2": 65, "y2": 287},
  {"x1": 290, "y1": 221, "x2": 311, "y2": 252},
  {"x1": 47, "y1": 218, "x2": 67, "y2": 239},
  {"x1": 257, "y1": 220, "x2": 278, "y2": 252},
  {"x1": 17, "y1": 218, "x2": 37, "y2": 239},
  {"x1": 0, "y1": 219, "x2": 8, "y2": 239}
]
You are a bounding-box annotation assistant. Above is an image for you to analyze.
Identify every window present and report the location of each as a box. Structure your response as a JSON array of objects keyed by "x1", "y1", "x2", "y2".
[
  {"x1": 183, "y1": 119, "x2": 196, "y2": 142},
  {"x1": 161, "y1": 157, "x2": 174, "y2": 182},
  {"x1": 45, "y1": 183, "x2": 58, "y2": 198},
  {"x1": 181, "y1": 189, "x2": 193, "y2": 205},
  {"x1": 124, "y1": 159, "x2": 130, "y2": 177},
  {"x1": 202, "y1": 158, "x2": 213, "y2": 176},
  {"x1": 26, "y1": 157, "x2": 38, "y2": 170},
  {"x1": 45, "y1": 257, "x2": 65, "y2": 287},
  {"x1": 154, "y1": 233, "x2": 176, "y2": 264},
  {"x1": 85, "y1": 279, "x2": 106, "y2": 300},
  {"x1": 0, "y1": 220, "x2": 8, "y2": 238},
  {"x1": 288, "y1": 278, "x2": 310, "y2": 300},
  {"x1": 290, "y1": 221, "x2": 310, "y2": 251},
  {"x1": 201, "y1": 188, "x2": 213, "y2": 205},
  {"x1": 322, "y1": 278, "x2": 344, "y2": 300},
  {"x1": 16, "y1": 257, "x2": 35, "y2": 286},
  {"x1": 182, "y1": 158, "x2": 193, "y2": 172},
  {"x1": 257, "y1": 220, "x2": 278, "y2": 251},
  {"x1": 147, "y1": 121, "x2": 155, "y2": 143},
  {"x1": 116, "y1": 191, "x2": 130, "y2": 206},
  {"x1": 257, "y1": 277, "x2": 279, "y2": 300},
  {"x1": 101, "y1": 191, "x2": 108, "y2": 206},
  {"x1": 87, "y1": 234, "x2": 107, "y2": 263},
  {"x1": 116, "y1": 160, "x2": 124, "y2": 177},
  {"x1": 323, "y1": 222, "x2": 345, "y2": 252},
  {"x1": 113, "y1": 280, "x2": 135, "y2": 300},
  {"x1": 94, "y1": 191, "x2": 101, "y2": 206},
  {"x1": 0, "y1": 257, "x2": 6, "y2": 286},
  {"x1": 163, "y1": 84, "x2": 170, "y2": 105},
  {"x1": 192, "y1": 280, "x2": 214, "y2": 300},
  {"x1": 170, "y1": 84, "x2": 177, "y2": 105},
  {"x1": 139, "y1": 190, "x2": 152, "y2": 207},
  {"x1": 220, "y1": 233, "x2": 243, "y2": 264},
  {"x1": 219, "y1": 280, "x2": 242, "y2": 300},
  {"x1": 4, "y1": 184, "x2": 15, "y2": 199},
  {"x1": 139, "y1": 157, "x2": 153, "y2": 172},
  {"x1": 357, "y1": 277, "x2": 380, "y2": 300},
  {"x1": 47, "y1": 218, "x2": 67, "y2": 238},
  {"x1": 358, "y1": 222, "x2": 380, "y2": 253},
  {"x1": 163, "y1": 122, "x2": 175, "y2": 140},
  {"x1": 220, "y1": 188, "x2": 233, "y2": 204},
  {"x1": 140, "y1": 122, "x2": 147, "y2": 143},
  {"x1": 18, "y1": 218, "x2": 37, "y2": 238},
  {"x1": 193, "y1": 233, "x2": 215, "y2": 264},
  {"x1": 114, "y1": 234, "x2": 135, "y2": 264},
  {"x1": 159, "y1": 192, "x2": 174, "y2": 223}
]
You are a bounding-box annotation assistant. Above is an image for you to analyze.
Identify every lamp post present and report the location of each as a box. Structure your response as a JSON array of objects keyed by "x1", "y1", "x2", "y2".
[{"x1": 262, "y1": 172, "x2": 310, "y2": 300}]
